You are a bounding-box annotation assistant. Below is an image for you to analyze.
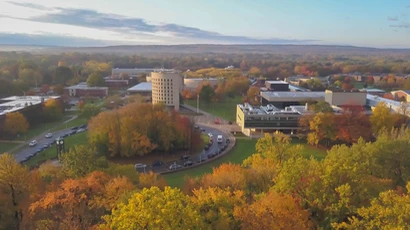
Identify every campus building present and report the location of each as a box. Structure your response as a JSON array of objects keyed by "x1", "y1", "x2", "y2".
[
  {"x1": 236, "y1": 103, "x2": 311, "y2": 137},
  {"x1": 64, "y1": 83, "x2": 108, "y2": 98},
  {"x1": 260, "y1": 91, "x2": 325, "y2": 107},
  {"x1": 0, "y1": 96, "x2": 60, "y2": 117},
  {"x1": 111, "y1": 68, "x2": 174, "y2": 77},
  {"x1": 127, "y1": 82, "x2": 152, "y2": 97},
  {"x1": 151, "y1": 71, "x2": 184, "y2": 111},
  {"x1": 324, "y1": 89, "x2": 367, "y2": 106}
]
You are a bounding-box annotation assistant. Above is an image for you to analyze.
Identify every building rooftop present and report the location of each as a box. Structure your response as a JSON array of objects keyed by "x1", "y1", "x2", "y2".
[
  {"x1": 265, "y1": 80, "x2": 288, "y2": 85},
  {"x1": 261, "y1": 91, "x2": 325, "y2": 102},
  {"x1": 359, "y1": 88, "x2": 386, "y2": 93},
  {"x1": 127, "y1": 82, "x2": 152, "y2": 92},
  {"x1": 238, "y1": 103, "x2": 309, "y2": 116},
  {"x1": 289, "y1": 85, "x2": 310, "y2": 92},
  {"x1": 326, "y1": 88, "x2": 362, "y2": 93},
  {"x1": 0, "y1": 96, "x2": 60, "y2": 116},
  {"x1": 65, "y1": 83, "x2": 108, "y2": 90}
]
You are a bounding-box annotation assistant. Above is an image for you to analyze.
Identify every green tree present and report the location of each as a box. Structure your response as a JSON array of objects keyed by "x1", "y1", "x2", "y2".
[
  {"x1": 87, "y1": 72, "x2": 105, "y2": 87},
  {"x1": 370, "y1": 101, "x2": 394, "y2": 134},
  {"x1": 60, "y1": 145, "x2": 108, "y2": 178},
  {"x1": 199, "y1": 84, "x2": 216, "y2": 104},
  {"x1": 43, "y1": 98, "x2": 63, "y2": 121},
  {"x1": 309, "y1": 101, "x2": 333, "y2": 113},
  {"x1": 101, "y1": 187, "x2": 204, "y2": 230},
  {"x1": 54, "y1": 66, "x2": 73, "y2": 85},
  {"x1": 80, "y1": 104, "x2": 102, "y2": 120}
]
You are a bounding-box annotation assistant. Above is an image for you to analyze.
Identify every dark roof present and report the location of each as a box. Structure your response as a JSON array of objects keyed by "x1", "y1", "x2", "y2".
[{"x1": 402, "y1": 90, "x2": 410, "y2": 95}]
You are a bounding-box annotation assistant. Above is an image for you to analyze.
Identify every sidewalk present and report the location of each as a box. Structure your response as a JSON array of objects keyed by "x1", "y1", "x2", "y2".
[{"x1": 7, "y1": 115, "x2": 79, "y2": 153}]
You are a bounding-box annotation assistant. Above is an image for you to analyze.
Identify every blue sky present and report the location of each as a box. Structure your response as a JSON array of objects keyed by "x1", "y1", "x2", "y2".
[{"x1": 0, "y1": 0, "x2": 409, "y2": 48}]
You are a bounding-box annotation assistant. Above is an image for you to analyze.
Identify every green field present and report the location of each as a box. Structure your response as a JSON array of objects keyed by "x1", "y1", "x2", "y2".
[
  {"x1": 185, "y1": 96, "x2": 243, "y2": 121},
  {"x1": 164, "y1": 138, "x2": 327, "y2": 188},
  {"x1": 24, "y1": 132, "x2": 88, "y2": 167},
  {"x1": 50, "y1": 116, "x2": 87, "y2": 132},
  {"x1": 0, "y1": 142, "x2": 19, "y2": 154}
]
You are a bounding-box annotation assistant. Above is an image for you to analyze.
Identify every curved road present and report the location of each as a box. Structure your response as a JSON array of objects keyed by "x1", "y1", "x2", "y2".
[
  {"x1": 136, "y1": 125, "x2": 229, "y2": 174},
  {"x1": 14, "y1": 127, "x2": 85, "y2": 163}
]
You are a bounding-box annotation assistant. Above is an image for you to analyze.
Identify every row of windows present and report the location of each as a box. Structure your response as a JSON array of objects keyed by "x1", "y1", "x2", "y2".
[
  {"x1": 244, "y1": 116, "x2": 299, "y2": 121},
  {"x1": 152, "y1": 78, "x2": 173, "y2": 82}
]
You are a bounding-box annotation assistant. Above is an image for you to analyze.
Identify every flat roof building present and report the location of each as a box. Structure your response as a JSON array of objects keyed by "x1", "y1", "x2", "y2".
[
  {"x1": 112, "y1": 68, "x2": 174, "y2": 77},
  {"x1": 265, "y1": 80, "x2": 290, "y2": 92},
  {"x1": 64, "y1": 83, "x2": 108, "y2": 98},
  {"x1": 324, "y1": 89, "x2": 367, "y2": 106},
  {"x1": 261, "y1": 91, "x2": 325, "y2": 108},
  {"x1": 127, "y1": 82, "x2": 152, "y2": 97},
  {"x1": 0, "y1": 96, "x2": 60, "y2": 116}
]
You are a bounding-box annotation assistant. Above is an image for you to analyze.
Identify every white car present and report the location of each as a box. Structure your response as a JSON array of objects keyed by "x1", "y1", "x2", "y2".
[
  {"x1": 169, "y1": 163, "x2": 182, "y2": 170},
  {"x1": 208, "y1": 133, "x2": 213, "y2": 138},
  {"x1": 134, "y1": 163, "x2": 147, "y2": 169},
  {"x1": 45, "y1": 133, "x2": 53, "y2": 138},
  {"x1": 29, "y1": 140, "x2": 37, "y2": 147},
  {"x1": 77, "y1": 128, "x2": 85, "y2": 133}
]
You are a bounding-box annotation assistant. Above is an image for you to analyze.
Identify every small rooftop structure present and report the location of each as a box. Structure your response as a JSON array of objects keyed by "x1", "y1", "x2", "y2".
[
  {"x1": 127, "y1": 82, "x2": 152, "y2": 92},
  {"x1": 0, "y1": 96, "x2": 60, "y2": 116},
  {"x1": 261, "y1": 91, "x2": 325, "y2": 102},
  {"x1": 265, "y1": 80, "x2": 288, "y2": 85},
  {"x1": 65, "y1": 82, "x2": 108, "y2": 90},
  {"x1": 238, "y1": 103, "x2": 311, "y2": 116}
]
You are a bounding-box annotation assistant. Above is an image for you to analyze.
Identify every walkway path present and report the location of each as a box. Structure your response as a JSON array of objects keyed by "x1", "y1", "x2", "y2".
[{"x1": 6, "y1": 115, "x2": 79, "y2": 154}]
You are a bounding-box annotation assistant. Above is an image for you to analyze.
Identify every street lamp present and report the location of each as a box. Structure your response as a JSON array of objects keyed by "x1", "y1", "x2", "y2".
[
  {"x1": 197, "y1": 94, "x2": 199, "y2": 113},
  {"x1": 56, "y1": 138, "x2": 65, "y2": 159}
]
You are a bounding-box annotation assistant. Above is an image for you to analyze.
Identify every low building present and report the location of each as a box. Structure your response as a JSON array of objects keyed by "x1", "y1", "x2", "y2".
[
  {"x1": 359, "y1": 88, "x2": 386, "y2": 96},
  {"x1": 391, "y1": 90, "x2": 410, "y2": 102},
  {"x1": 236, "y1": 103, "x2": 311, "y2": 137},
  {"x1": 127, "y1": 82, "x2": 152, "y2": 97},
  {"x1": 183, "y1": 78, "x2": 220, "y2": 90},
  {"x1": 64, "y1": 83, "x2": 108, "y2": 98},
  {"x1": 112, "y1": 68, "x2": 174, "y2": 77},
  {"x1": 261, "y1": 91, "x2": 325, "y2": 107},
  {"x1": 105, "y1": 79, "x2": 129, "y2": 89},
  {"x1": 265, "y1": 80, "x2": 289, "y2": 91},
  {"x1": 0, "y1": 96, "x2": 60, "y2": 117},
  {"x1": 324, "y1": 89, "x2": 367, "y2": 106}
]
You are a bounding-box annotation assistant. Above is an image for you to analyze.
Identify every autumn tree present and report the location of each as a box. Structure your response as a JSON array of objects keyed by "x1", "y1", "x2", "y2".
[
  {"x1": 43, "y1": 98, "x2": 63, "y2": 121},
  {"x1": 137, "y1": 172, "x2": 168, "y2": 190},
  {"x1": 201, "y1": 163, "x2": 248, "y2": 191},
  {"x1": 249, "y1": 67, "x2": 262, "y2": 76},
  {"x1": 308, "y1": 100, "x2": 333, "y2": 113},
  {"x1": 80, "y1": 103, "x2": 101, "y2": 120},
  {"x1": 234, "y1": 191, "x2": 312, "y2": 230},
  {"x1": 30, "y1": 171, "x2": 134, "y2": 229},
  {"x1": 336, "y1": 105, "x2": 372, "y2": 143},
  {"x1": 3, "y1": 112, "x2": 29, "y2": 136},
  {"x1": 103, "y1": 95, "x2": 123, "y2": 110},
  {"x1": 370, "y1": 101, "x2": 394, "y2": 134},
  {"x1": 101, "y1": 187, "x2": 204, "y2": 230},
  {"x1": 0, "y1": 154, "x2": 31, "y2": 230},
  {"x1": 306, "y1": 112, "x2": 337, "y2": 146},
  {"x1": 87, "y1": 72, "x2": 105, "y2": 87},
  {"x1": 246, "y1": 86, "x2": 261, "y2": 105},
  {"x1": 191, "y1": 187, "x2": 245, "y2": 229},
  {"x1": 334, "y1": 183, "x2": 410, "y2": 230}
]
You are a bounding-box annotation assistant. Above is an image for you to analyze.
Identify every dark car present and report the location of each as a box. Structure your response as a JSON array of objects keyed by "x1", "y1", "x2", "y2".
[
  {"x1": 201, "y1": 128, "x2": 206, "y2": 132},
  {"x1": 226, "y1": 139, "x2": 230, "y2": 144},
  {"x1": 204, "y1": 145, "x2": 210, "y2": 151},
  {"x1": 183, "y1": 161, "x2": 193, "y2": 167},
  {"x1": 79, "y1": 124, "x2": 88, "y2": 129},
  {"x1": 152, "y1": 161, "x2": 165, "y2": 167},
  {"x1": 207, "y1": 152, "x2": 216, "y2": 158},
  {"x1": 71, "y1": 126, "x2": 79, "y2": 130},
  {"x1": 228, "y1": 121, "x2": 233, "y2": 125},
  {"x1": 180, "y1": 155, "x2": 190, "y2": 160}
]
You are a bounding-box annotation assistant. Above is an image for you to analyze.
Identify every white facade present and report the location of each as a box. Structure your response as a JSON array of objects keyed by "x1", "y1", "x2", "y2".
[{"x1": 151, "y1": 71, "x2": 183, "y2": 111}]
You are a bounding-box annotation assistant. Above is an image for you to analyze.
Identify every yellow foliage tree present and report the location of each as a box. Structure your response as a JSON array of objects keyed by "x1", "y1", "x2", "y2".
[
  {"x1": 101, "y1": 186, "x2": 204, "y2": 230},
  {"x1": 370, "y1": 101, "x2": 394, "y2": 134},
  {"x1": 201, "y1": 163, "x2": 247, "y2": 190},
  {"x1": 3, "y1": 112, "x2": 29, "y2": 136},
  {"x1": 191, "y1": 187, "x2": 245, "y2": 229}
]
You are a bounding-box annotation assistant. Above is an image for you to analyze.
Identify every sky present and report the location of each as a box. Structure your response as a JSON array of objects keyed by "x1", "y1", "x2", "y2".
[{"x1": 0, "y1": 0, "x2": 409, "y2": 48}]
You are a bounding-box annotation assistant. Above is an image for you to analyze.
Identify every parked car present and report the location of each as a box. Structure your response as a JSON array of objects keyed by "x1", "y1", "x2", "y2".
[
  {"x1": 207, "y1": 152, "x2": 216, "y2": 158},
  {"x1": 77, "y1": 128, "x2": 85, "y2": 133},
  {"x1": 134, "y1": 163, "x2": 147, "y2": 169},
  {"x1": 169, "y1": 163, "x2": 182, "y2": 170},
  {"x1": 184, "y1": 161, "x2": 193, "y2": 167},
  {"x1": 201, "y1": 128, "x2": 206, "y2": 132},
  {"x1": 152, "y1": 161, "x2": 164, "y2": 167},
  {"x1": 43, "y1": 143, "x2": 50, "y2": 149},
  {"x1": 204, "y1": 145, "x2": 210, "y2": 151},
  {"x1": 79, "y1": 124, "x2": 87, "y2": 129},
  {"x1": 71, "y1": 126, "x2": 79, "y2": 130},
  {"x1": 45, "y1": 133, "x2": 53, "y2": 138},
  {"x1": 214, "y1": 119, "x2": 220, "y2": 124},
  {"x1": 29, "y1": 140, "x2": 37, "y2": 147},
  {"x1": 228, "y1": 121, "x2": 233, "y2": 125},
  {"x1": 180, "y1": 155, "x2": 190, "y2": 160}
]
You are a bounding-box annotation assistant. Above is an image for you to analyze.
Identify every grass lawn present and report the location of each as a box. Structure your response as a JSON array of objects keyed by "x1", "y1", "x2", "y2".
[
  {"x1": 353, "y1": 81, "x2": 364, "y2": 89},
  {"x1": 0, "y1": 142, "x2": 19, "y2": 154},
  {"x1": 164, "y1": 138, "x2": 327, "y2": 188},
  {"x1": 185, "y1": 96, "x2": 243, "y2": 121},
  {"x1": 50, "y1": 116, "x2": 87, "y2": 132},
  {"x1": 24, "y1": 132, "x2": 88, "y2": 168}
]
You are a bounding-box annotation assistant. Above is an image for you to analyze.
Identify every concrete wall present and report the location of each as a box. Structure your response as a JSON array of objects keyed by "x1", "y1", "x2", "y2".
[{"x1": 325, "y1": 90, "x2": 367, "y2": 106}]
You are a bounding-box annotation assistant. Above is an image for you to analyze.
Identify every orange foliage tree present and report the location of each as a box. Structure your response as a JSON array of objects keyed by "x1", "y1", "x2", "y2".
[
  {"x1": 201, "y1": 163, "x2": 247, "y2": 191},
  {"x1": 234, "y1": 191, "x2": 312, "y2": 230},
  {"x1": 30, "y1": 171, "x2": 135, "y2": 229}
]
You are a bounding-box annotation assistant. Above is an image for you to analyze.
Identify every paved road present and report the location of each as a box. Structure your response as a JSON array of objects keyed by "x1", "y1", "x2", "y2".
[
  {"x1": 14, "y1": 126, "x2": 86, "y2": 163},
  {"x1": 136, "y1": 125, "x2": 230, "y2": 173}
]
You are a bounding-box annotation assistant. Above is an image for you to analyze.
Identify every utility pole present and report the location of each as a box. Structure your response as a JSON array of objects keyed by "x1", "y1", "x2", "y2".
[{"x1": 197, "y1": 94, "x2": 199, "y2": 113}]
